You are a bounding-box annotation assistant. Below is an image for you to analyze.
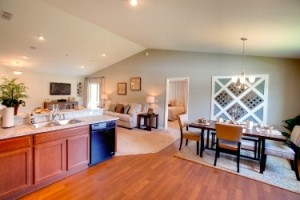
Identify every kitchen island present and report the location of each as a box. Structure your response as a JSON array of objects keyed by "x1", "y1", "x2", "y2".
[{"x1": 0, "y1": 113, "x2": 118, "y2": 200}]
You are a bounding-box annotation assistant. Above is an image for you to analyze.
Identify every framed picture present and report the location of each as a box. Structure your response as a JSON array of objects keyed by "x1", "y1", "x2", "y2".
[
  {"x1": 117, "y1": 82, "x2": 127, "y2": 95},
  {"x1": 130, "y1": 77, "x2": 141, "y2": 91}
]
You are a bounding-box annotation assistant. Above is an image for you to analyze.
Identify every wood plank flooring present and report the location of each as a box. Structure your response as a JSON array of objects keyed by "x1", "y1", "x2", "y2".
[{"x1": 21, "y1": 139, "x2": 300, "y2": 200}]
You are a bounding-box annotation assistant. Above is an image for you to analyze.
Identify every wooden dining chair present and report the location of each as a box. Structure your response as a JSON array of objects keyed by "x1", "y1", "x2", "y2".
[
  {"x1": 178, "y1": 114, "x2": 201, "y2": 155},
  {"x1": 241, "y1": 136, "x2": 260, "y2": 159},
  {"x1": 214, "y1": 123, "x2": 243, "y2": 172},
  {"x1": 262, "y1": 125, "x2": 300, "y2": 180}
]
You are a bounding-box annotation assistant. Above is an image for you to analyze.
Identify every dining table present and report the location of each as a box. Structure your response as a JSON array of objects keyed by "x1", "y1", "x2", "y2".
[{"x1": 189, "y1": 120, "x2": 287, "y2": 173}]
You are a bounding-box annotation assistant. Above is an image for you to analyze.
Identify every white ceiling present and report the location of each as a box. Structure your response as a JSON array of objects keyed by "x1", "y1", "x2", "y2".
[{"x1": 1, "y1": 0, "x2": 300, "y2": 76}]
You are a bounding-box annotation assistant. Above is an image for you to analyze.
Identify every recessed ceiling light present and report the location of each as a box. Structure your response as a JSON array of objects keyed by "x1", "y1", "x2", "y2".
[
  {"x1": 13, "y1": 71, "x2": 22, "y2": 75},
  {"x1": 22, "y1": 56, "x2": 28, "y2": 59},
  {"x1": 80, "y1": 66, "x2": 85, "y2": 69},
  {"x1": 102, "y1": 53, "x2": 106, "y2": 57},
  {"x1": 129, "y1": 0, "x2": 138, "y2": 6},
  {"x1": 37, "y1": 35, "x2": 45, "y2": 40}
]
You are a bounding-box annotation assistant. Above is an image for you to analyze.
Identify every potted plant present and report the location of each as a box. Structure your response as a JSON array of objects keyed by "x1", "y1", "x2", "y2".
[
  {"x1": 282, "y1": 114, "x2": 300, "y2": 144},
  {"x1": 0, "y1": 77, "x2": 29, "y2": 115}
]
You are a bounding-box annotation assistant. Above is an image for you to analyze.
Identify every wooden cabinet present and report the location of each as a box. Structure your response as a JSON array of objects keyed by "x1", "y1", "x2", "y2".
[
  {"x1": 44, "y1": 101, "x2": 78, "y2": 110},
  {"x1": 0, "y1": 125, "x2": 90, "y2": 199},
  {"x1": 33, "y1": 125, "x2": 89, "y2": 185},
  {"x1": 0, "y1": 136, "x2": 32, "y2": 198}
]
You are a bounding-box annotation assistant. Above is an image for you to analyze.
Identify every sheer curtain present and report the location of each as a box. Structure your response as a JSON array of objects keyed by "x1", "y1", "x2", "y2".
[
  {"x1": 83, "y1": 77, "x2": 105, "y2": 108},
  {"x1": 169, "y1": 80, "x2": 187, "y2": 106}
]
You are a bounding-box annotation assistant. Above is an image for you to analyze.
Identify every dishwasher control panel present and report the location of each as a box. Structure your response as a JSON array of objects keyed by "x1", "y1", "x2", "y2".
[{"x1": 91, "y1": 121, "x2": 116, "y2": 131}]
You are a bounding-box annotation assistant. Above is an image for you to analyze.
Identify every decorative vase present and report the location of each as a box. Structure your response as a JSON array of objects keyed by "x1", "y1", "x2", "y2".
[{"x1": 2, "y1": 107, "x2": 15, "y2": 128}]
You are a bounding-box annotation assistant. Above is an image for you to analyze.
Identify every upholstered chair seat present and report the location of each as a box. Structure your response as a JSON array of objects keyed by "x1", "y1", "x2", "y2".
[
  {"x1": 182, "y1": 131, "x2": 201, "y2": 141},
  {"x1": 219, "y1": 139, "x2": 239, "y2": 151},
  {"x1": 262, "y1": 125, "x2": 300, "y2": 181},
  {"x1": 265, "y1": 141, "x2": 295, "y2": 160}
]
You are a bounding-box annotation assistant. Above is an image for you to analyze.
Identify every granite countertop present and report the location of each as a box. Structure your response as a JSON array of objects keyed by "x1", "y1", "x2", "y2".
[{"x1": 0, "y1": 114, "x2": 118, "y2": 140}]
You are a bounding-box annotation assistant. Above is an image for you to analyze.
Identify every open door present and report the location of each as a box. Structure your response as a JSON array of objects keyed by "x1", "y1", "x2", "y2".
[{"x1": 165, "y1": 77, "x2": 189, "y2": 129}]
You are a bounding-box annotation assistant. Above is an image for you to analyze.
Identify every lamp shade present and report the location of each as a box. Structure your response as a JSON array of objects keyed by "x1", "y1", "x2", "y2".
[
  {"x1": 146, "y1": 96, "x2": 155, "y2": 104},
  {"x1": 101, "y1": 93, "x2": 108, "y2": 100}
]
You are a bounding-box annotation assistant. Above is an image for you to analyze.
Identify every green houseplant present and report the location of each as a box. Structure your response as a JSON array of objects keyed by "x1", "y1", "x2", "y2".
[
  {"x1": 282, "y1": 114, "x2": 300, "y2": 144},
  {"x1": 0, "y1": 77, "x2": 28, "y2": 115}
]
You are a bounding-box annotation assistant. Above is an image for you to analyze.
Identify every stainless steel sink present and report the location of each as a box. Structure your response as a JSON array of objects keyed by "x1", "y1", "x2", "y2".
[
  {"x1": 30, "y1": 121, "x2": 60, "y2": 129},
  {"x1": 30, "y1": 119, "x2": 82, "y2": 129},
  {"x1": 68, "y1": 119, "x2": 82, "y2": 124}
]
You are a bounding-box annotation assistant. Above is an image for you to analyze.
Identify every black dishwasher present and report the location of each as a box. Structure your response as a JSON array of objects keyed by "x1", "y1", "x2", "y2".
[{"x1": 89, "y1": 121, "x2": 116, "y2": 166}]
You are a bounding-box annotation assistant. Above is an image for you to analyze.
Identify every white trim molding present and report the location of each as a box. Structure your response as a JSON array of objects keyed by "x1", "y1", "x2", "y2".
[{"x1": 210, "y1": 74, "x2": 269, "y2": 124}]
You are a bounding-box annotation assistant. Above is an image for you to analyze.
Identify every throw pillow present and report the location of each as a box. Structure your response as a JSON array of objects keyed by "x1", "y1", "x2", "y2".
[
  {"x1": 169, "y1": 99, "x2": 176, "y2": 106},
  {"x1": 128, "y1": 103, "x2": 142, "y2": 115},
  {"x1": 108, "y1": 104, "x2": 116, "y2": 112},
  {"x1": 124, "y1": 104, "x2": 131, "y2": 114},
  {"x1": 115, "y1": 104, "x2": 124, "y2": 113}
]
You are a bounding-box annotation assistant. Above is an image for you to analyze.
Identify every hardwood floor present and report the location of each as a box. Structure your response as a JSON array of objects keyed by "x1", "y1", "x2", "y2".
[{"x1": 21, "y1": 139, "x2": 300, "y2": 200}]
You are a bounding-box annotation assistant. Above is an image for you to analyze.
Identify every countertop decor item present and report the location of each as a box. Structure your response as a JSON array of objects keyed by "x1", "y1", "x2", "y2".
[{"x1": 0, "y1": 77, "x2": 28, "y2": 115}]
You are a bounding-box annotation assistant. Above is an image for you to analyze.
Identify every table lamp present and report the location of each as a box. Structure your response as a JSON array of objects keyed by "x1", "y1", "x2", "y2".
[
  {"x1": 101, "y1": 93, "x2": 108, "y2": 108},
  {"x1": 146, "y1": 95, "x2": 155, "y2": 115}
]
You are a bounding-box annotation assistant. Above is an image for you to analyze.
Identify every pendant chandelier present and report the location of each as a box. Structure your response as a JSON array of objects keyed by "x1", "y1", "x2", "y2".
[{"x1": 232, "y1": 37, "x2": 255, "y2": 89}]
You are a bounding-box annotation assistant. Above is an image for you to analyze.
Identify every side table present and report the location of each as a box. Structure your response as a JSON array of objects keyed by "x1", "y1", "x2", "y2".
[{"x1": 137, "y1": 113, "x2": 159, "y2": 131}]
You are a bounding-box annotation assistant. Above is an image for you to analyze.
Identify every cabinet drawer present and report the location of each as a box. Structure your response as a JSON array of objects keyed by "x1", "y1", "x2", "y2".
[
  {"x1": 0, "y1": 136, "x2": 32, "y2": 153},
  {"x1": 34, "y1": 125, "x2": 89, "y2": 145}
]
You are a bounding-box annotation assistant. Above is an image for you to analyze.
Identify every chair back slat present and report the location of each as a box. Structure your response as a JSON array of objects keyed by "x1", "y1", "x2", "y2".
[
  {"x1": 291, "y1": 125, "x2": 300, "y2": 147},
  {"x1": 216, "y1": 123, "x2": 243, "y2": 142}
]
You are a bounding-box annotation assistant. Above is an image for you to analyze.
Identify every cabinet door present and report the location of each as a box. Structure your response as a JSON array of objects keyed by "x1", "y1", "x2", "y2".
[
  {"x1": 0, "y1": 148, "x2": 32, "y2": 197},
  {"x1": 0, "y1": 136, "x2": 32, "y2": 198},
  {"x1": 34, "y1": 139, "x2": 66, "y2": 184},
  {"x1": 67, "y1": 133, "x2": 89, "y2": 172}
]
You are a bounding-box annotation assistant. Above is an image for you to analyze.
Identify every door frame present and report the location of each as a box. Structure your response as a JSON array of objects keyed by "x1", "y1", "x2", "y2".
[{"x1": 165, "y1": 77, "x2": 190, "y2": 129}]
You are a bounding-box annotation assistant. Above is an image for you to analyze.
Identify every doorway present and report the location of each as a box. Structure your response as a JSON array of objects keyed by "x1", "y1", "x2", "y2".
[{"x1": 165, "y1": 77, "x2": 189, "y2": 129}]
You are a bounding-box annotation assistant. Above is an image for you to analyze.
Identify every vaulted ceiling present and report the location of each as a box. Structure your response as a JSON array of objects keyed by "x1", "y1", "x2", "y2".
[{"x1": 1, "y1": 0, "x2": 300, "y2": 76}]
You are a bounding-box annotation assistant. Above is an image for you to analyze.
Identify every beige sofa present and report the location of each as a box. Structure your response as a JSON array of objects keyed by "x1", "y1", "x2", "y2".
[{"x1": 103, "y1": 103, "x2": 145, "y2": 129}]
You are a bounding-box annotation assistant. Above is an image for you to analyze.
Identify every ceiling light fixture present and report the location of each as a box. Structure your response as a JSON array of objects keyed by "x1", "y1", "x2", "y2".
[
  {"x1": 80, "y1": 66, "x2": 85, "y2": 69},
  {"x1": 102, "y1": 53, "x2": 106, "y2": 57},
  {"x1": 37, "y1": 35, "x2": 45, "y2": 40},
  {"x1": 129, "y1": 0, "x2": 138, "y2": 6},
  {"x1": 22, "y1": 56, "x2": 28, "y2": 59},
  {"x1": 232, "y1": 37, "x2": 255, "y2": 89},
  {"x1": 13, "y1": 71, "x2": 22, "y2": 75}
]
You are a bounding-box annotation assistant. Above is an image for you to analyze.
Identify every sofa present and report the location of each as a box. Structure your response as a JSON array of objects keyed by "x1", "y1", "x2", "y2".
[{"x1": 103, "y1": 102, "x2": 146, "y2": 129}]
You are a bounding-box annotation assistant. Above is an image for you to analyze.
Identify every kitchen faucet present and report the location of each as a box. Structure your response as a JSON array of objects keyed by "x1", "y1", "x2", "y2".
[{"x1": 50, "y1": 111, "x2": 65, "y2": 121}]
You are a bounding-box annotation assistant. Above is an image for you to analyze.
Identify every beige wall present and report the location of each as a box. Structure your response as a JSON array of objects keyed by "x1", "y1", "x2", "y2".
[
  {"x1": 0, "y1": 67, "x2": 84, "y2": 114},
  {"x1": 90, "y1": 49, "x2": 300, "y2": 130},
  {"x1": 2, "y1": 49, "x2": 298, "y2": 130}
]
